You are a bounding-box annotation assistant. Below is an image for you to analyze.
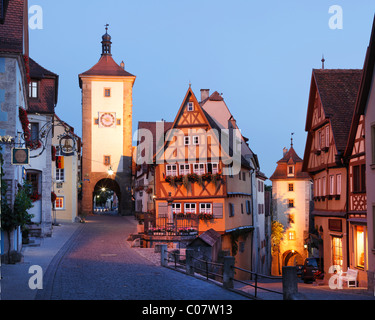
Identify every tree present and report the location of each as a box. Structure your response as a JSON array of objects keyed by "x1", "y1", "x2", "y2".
[
  {"x1": 271, "y1": 220, "x2": 284, "y2": 275},
  {"x1": 1, "y1": 148, "x2": 33, "y2": 262}
]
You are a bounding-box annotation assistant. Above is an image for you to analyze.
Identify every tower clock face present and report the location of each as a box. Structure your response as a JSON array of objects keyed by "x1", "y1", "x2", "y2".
[{"x1": 99, "y1": 112, "x2": 116, "y2": 128}]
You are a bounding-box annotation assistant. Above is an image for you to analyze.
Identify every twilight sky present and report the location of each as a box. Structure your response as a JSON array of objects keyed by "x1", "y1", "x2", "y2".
[{"x1": 28, "y1": 0, "x2": 375, "y2": 180}]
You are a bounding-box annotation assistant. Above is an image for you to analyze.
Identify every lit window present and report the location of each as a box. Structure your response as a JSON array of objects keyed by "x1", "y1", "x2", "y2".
[
  {"x1": 55, "y1": 197, "x2": 64, "y2": 210},
  {"x1": 288, "y1": 199, "x2": 294, "y2": 208},
  {"x1": 355, "y1": 226, "x2": 365, "y2": 268},
  {"x1": 288, "y1": 231, "x2": 296, "y2": 240},
  {"x1": 332, "y1": 236, "x2": 343, "y2": 267}
]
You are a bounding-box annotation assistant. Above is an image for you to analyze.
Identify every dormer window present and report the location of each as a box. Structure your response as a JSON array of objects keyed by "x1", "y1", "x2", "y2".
[
  {"x1": 287, "y1": 165, "x2": 294, "y2": 177},
  {"x1": 28, "y1": 81, "x2": 38, "y2": 98}
]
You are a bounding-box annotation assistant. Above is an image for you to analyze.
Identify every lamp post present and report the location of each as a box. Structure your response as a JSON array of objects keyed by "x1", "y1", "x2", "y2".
[{"x1": 167, "y1": 192, "x2": 174, "y2": 232}]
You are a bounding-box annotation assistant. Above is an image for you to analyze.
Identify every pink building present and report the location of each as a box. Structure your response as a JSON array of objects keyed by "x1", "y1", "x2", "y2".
[{"x1": 354, "y1": 16, "x2": 375, "y2": 293}]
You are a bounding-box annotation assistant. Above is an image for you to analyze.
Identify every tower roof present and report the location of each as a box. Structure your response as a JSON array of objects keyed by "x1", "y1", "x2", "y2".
[{"x1": 78, "y1": 26, "x2": 135, "y2": 87}]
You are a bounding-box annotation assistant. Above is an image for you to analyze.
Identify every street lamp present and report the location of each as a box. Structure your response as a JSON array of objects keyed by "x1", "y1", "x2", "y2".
[{"x1": 108, "y1": 166, "x2": 113, "y2": 176}]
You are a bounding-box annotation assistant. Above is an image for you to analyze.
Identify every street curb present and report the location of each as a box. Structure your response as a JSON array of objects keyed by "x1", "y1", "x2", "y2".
[{"x1": 35, "y1": 223, "x2": 85, "y2": 300}]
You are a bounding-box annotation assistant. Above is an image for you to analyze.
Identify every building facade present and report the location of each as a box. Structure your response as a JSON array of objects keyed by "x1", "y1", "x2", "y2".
[
  {"x1": 147, "y1": 87, "x2": 259, "y2": 278},
  {"x1": 303, "y1": 68, "x2": 363, "y2": 282},
  {"x1": 79, "y1": 27, "x2": 135, "y2": 216},
  {"x1": 0, "y1": 0, "x2": 29, "y2": 257},
  {"x1": 52, "y1": 114, "x2": 81, "y2": 222},
  {"x1": 26, "y1": 58, "x2": 58, "y2": 237},
  {"x1": 270, "y1": 143, "x2": 312, "y2": 275}
]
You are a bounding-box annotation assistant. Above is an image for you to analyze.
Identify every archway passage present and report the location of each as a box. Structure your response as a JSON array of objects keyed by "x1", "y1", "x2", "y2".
[
  {"x1": 282, "y1": 250, "x2": 304, "y2": 267},
  {"x1": 93, "y1": 178, "x2": 121, "y2": 215}
]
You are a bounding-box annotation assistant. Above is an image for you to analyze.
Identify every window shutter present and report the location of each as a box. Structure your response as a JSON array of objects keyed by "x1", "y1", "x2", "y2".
[
  {"x1": 212, "y1": 203, "x2": 223, "y2": 219},
  {"x1": 158, "y1": 202, "x2": 168, "y2": 218}
]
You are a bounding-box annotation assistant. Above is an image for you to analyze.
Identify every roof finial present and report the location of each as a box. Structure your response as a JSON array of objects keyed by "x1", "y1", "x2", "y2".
[
  {"x1": 105, "y1": 23, "x2": 109, "y2": 33},
  {"x1": 321, "y1": 54, "x2": 325, "y2": 69},
  {"x1": 291, "y1": 132, "x2": 294, "y2": 147},
  {"x1": 189, "y1": 80, "x2": 191, "y2": 88}
]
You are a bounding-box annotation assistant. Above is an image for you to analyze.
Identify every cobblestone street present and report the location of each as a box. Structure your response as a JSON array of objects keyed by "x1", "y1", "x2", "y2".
[{"x1": 35, "y1": 215, "x2": 248, "y2": 300}]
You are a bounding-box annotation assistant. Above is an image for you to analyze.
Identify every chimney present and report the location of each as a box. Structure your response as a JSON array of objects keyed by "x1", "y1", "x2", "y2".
[
  {"x1": 283, "y1": 147, "x2": 288, "y2": 156},
  {"x1": 120, "y1": 61, "x2": 125, "y2": 69},
  {"x1": 200, "y1": 89, "x2": 210, "y2": 102}
]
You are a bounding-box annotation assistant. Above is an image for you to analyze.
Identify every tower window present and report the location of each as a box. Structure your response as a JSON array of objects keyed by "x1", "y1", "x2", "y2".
[
  {"x1": 104, "y1": 88, "x2": 111, "y2": 97},
  {"x1": 104, "y1": 155, "x2": 111, "y2": 166}
]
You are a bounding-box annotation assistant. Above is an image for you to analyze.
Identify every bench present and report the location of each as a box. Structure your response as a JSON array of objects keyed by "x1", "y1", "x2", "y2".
[{"x1": 339, "y1": 268, "x2": 358, "y2": 288}]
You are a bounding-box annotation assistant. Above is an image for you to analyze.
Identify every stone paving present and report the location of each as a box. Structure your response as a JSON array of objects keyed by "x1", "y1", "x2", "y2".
[
  {"x1": 2, "y1": 214, "x2": 375, "y2": 301},
  {"x1": 2, "y1": 215, "x2": 247, "y2": 300}
]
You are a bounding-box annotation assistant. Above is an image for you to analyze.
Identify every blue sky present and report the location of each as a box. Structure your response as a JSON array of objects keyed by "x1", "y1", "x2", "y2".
[{"x1": 28, "y1": 0, "x2": 375, "y2": 180}]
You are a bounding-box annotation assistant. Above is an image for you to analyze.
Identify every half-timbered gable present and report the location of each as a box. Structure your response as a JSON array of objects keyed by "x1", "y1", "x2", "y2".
[{"x1": 302, "y1": 68, "x2": 362, "y2": 279}]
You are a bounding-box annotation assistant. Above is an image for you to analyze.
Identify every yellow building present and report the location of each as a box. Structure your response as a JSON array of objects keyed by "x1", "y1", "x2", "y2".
[
  {"x1": 52, "y1": 115, "x2": 81, "y2": 222},
  {"x1": 270, "y1": 142, "x2": 312, "y2": 275}
]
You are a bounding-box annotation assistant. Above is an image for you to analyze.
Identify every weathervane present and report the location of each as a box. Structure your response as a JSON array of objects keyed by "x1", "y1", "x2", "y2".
[
  {"x1": 291, "y1": 132, "x2": 294, "y2": 147},
  {"x1": 105, "y1": 23, "x2": 109, "y2": 32}
]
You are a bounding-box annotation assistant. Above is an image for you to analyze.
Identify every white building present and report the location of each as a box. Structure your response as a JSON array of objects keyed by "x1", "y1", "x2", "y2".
[{"x1": 270, "y1": 143, "x2": 312, "y2": 275}]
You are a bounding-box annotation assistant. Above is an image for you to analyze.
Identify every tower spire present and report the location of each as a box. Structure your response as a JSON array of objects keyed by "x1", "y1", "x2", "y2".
[{"x1": 101, "y1": 24, "x2": 112, "y2": 56}]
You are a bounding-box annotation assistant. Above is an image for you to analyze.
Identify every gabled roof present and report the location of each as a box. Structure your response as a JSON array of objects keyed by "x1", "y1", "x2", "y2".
[
  {"x1": 28, "y1": 58, "x2": 59, "y2": 113},
  {"x1": 311, "y1": 69, "x2": 363, "y2": 152},
  {"x1": 79, "y1": 55, "x2": 135, "y2": 87},
  {"x1": 270, "y1": 146, "x2": 310, "y2": 180},
  {"x1": 345, "y1": 15, "x2": 375, "y2": 158}
]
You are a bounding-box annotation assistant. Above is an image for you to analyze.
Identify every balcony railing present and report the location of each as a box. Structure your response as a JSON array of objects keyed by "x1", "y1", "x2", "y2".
[{"x1": 144, "y1": 213, "x2": 199, "y2": 236}]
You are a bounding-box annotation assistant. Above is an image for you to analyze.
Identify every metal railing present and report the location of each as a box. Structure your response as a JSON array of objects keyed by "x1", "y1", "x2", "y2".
[
  {"x1": 231, "y1": 266, "x2": 283, "y2": 298},
  {"x1": 144, "y1": 214, "x2": 199, "y2": 236},
  {"x1": 164, "y1": 250, "x2": 223, "y2": 281},
  {"x1": 160, "y1": 246, "x2": 287, "y2": 299}
]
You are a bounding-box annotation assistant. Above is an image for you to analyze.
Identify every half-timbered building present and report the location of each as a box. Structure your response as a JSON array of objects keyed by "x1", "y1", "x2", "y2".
[
  {"x1": 141, "y1": 87, "x2": 259, "y2": 277},
  {"x1": 303, "y1": 68, "x2": 363, "y2": 281},
  {"x1": 345, "y1": 16, "x2": 375, "y2": 291}
]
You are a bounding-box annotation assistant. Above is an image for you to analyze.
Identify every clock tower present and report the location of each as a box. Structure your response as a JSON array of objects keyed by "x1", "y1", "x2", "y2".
[{"x1": 79, "y1": 26, "x2": 136, "y2": 216}]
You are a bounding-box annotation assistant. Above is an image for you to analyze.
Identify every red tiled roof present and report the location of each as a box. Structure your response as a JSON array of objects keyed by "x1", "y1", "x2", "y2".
[
  {"x1": 208, "y1": 91, "x2": 223, "y2": 101},
  {"x1": 270, "y1": 147, "x2": 310, "y2": 180},
  {"x1": 0, "y1": 0, "x2": 24, "y2": 53},
  {"x1": 79, "y1": 55, "x2": 135, "y2": 78},
  {"x1": 313, "y1": 69, "x2": 363, "y2": 152},
  {"x1": 28, "y1": 58, "x2": 58, "y2": 114}
]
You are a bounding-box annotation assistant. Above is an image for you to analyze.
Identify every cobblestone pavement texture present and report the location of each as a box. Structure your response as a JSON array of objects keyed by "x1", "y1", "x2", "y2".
[
  {"x1": 34, "y1": 215, "x2": 248, "y2": 300},
  {"x1": 2, "y1": 214, "x2": 375, "y2": 301}
]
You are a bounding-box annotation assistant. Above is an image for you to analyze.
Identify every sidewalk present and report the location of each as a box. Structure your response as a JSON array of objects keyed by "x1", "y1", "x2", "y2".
[
  {"x1": 234, "y1": 278, "x2": 375, "y2": 300},
  {"x1": 1, "y1": 222, "x2": 81, "y2": 300}
]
